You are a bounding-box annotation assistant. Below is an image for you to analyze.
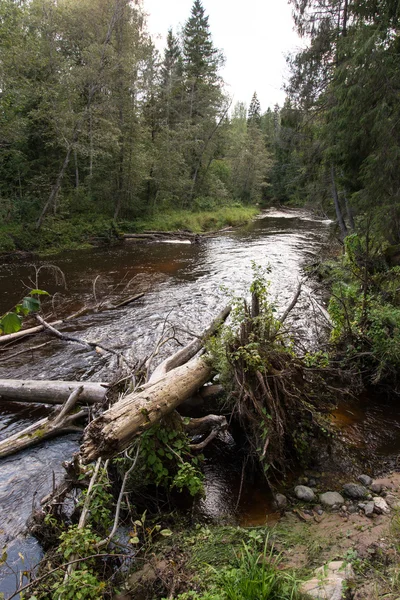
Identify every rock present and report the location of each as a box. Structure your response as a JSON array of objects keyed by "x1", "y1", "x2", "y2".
[
  {"x1": 364, "y1": 501, "x2": 375, "y2": 517},
  {"x1": 373, "y1": 477, "x2": 395, "y2": 490},
  {"x1": 385, "y1": 493, "x2": 396, "y2": 506},
  {"x1": 300, "y1": 561, "x2": 355, "y2": 600},
  {"x1": 309, "y1": 478, "x2": 317, "y2": 487},
  {"x1": 320, "y1": 491, "x2": 345, "y2": 508},
  {"x1": 274, "y1": 493, "x2": 288, "y2": 510},
  {"x1": 294, "y1": 485, "x2": 315, "y2": 502},
  {"x1": 370, "y1": 482, "x2": 382, "y2": 494},
  {"x1": 373, "y1": 496, "x2": 390, "y2": 515},
  {"x1": 343, "y1": 483, "x2": 368, "y2": 499},
  {"x1": 347, "y1": 505, "x2": 357, "y2": 514},
  {"x1": 358, "y1": 474, "x2": 373, "y2": 487}
]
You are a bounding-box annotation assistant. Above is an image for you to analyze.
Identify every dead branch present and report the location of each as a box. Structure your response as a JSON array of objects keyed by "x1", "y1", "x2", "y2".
[
  {"x1": 0, "y1": 386, "x2": 86, "y2": 458},
  {"x1": 279, "y1": 280, "x2": 303, "y2": 325}
]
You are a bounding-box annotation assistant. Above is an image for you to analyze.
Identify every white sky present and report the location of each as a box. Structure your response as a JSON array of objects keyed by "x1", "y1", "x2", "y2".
[{"x1": 143, "y1": 0, "x2": 302, "y2": 112}]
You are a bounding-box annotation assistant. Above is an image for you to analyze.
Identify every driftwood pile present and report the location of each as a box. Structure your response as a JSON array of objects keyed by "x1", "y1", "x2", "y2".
[{"x1": 0, "y1": 306, "x2": 231, "y2": 460}]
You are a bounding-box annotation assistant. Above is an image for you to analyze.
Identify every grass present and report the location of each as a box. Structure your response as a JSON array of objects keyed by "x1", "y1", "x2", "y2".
[
  {"x1": 142, "y1": 525, "x2": 308, "y2": 600},
  {"x1": 0, "y1": 205, "x2": 259, "y2": 256},
  {"x1": 127, "y1": 206, "x2": 259, "y2": 234}
]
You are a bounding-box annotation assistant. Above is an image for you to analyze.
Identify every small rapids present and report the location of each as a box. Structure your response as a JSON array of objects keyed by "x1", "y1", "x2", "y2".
[{"x1": 3, "y1": 208, "x2": 395, "y2": 595}]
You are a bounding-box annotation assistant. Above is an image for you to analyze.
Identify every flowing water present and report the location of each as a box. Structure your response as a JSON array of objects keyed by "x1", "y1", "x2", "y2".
[{"x1": 0, "y1": 209, "x2": 398, "y2": 596}]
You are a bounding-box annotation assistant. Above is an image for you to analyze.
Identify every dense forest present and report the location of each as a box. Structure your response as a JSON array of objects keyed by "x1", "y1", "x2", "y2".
[
  {"x1": 1, "y1": 0, "x2": 399, "y2": 252},
  {"x1": 0, "y1": 0, "x2": 272, "y2": 252}
]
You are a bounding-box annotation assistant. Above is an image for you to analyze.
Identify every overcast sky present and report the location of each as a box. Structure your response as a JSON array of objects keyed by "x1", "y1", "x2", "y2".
[{"x1": 143, "y1": 0, "x2": 302, "y2": 112}]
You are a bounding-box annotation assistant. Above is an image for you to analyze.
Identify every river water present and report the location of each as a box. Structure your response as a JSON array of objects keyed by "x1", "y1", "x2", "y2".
[{"x1": 1, "y1": 208, "x2": 396, "y2": 597}]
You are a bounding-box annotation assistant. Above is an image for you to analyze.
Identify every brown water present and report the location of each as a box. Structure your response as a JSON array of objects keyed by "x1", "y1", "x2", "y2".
[{"x1": 2, "y1": 208, "x2": 396, "y2": 596}]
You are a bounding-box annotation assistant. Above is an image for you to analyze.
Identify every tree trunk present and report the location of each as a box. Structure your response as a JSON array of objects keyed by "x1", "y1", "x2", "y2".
[
  {"x1": 80, "y1": 357, "x2": 212, "y2": 463},
  {"x1": 0, "y1": 380, "x2": 108, "y2": 405},
  {"x1": 331, "y1": 164, "x2": 348, "y2": 238}
]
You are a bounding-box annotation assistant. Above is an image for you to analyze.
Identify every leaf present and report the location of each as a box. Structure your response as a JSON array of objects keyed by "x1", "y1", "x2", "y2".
[
  {"x1": 129, "y1": 536, "x2": 140, "y2": 544},
  {"x1": 30, "y1": 289, "x2": 49, "y2": 296},
  {"x1": 22, "y1": 296, "x2": 40, "y2": 313},
  {"x1": 134, "y1": 520, "x2": 142, "y2": 526},
  {"x1": 1, "y1": 312, "x2": 21, "y2": 334},
  {"x1": 160, "y1": 529, "x2": 173, "y2": 537}
]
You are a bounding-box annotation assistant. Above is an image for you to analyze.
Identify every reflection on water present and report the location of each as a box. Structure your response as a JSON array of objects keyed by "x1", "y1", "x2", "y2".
[{"x1": 331, "y1": 393, "x2": 400, "y2": 457}]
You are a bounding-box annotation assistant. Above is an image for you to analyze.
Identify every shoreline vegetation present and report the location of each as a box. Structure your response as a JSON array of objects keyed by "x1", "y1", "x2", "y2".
[{"x1": 0, "y1": 205, "x2": 259, "y2": 257}]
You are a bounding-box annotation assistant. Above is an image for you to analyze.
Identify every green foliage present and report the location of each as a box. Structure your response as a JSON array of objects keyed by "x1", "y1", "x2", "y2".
[
  {"x1": 0, "y1": 289, "x2": 48, "y2": 334},
  {"x1": 327, "y1": 234, "x2": 400, "y2": 385},
  {"x1": 170, "y1": 538, "x2": 304, "y2": 600},
  {"x1": 137, "y1": 421, "x2": 204, "y2": 496},
  {"x1": 78, "y1": 464, "x2": 114, "y2": 531},
  {"x1": 51, "y1": 569, "x2": 106, "y2": 600}
]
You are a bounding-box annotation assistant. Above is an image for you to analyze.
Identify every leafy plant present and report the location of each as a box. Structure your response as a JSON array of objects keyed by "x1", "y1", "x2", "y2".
[
  {"x1": 136, "y1": 420, "x2": 204, "y2": 496},
  {"x1": 0, "y1": 289, "x2": 48, "y2": 334}
]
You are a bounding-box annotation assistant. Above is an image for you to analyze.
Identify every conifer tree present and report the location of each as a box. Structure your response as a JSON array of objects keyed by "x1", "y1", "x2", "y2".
[{"x1": 247, "y1": 92, "x2": 262, "y2": 128}]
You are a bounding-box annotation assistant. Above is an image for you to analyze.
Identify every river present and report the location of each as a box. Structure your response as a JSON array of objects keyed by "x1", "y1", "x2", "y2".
[{"x1": 1, "y1": 208, "x2": 396, "y2": 597}]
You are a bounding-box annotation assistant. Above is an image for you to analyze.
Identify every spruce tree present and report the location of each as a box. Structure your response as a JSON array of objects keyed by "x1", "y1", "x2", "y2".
[{"x1": 247, "y1": 92, "x2": 261, "y2": 128}]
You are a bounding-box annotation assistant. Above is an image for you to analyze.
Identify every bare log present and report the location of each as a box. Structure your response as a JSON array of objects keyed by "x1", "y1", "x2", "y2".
[
  {"x1": 0, "y1": 320, "x2": 63, "y2": 345},
  {"x1": 148, "y1": 304, "x2": 231, "y2": 385},
  {"x1": 81, "y1": 357, "x2": 212, "y2": 463},
  {"x1": 0, "y1": 387, "x2": 86, "y2": 458},
  {"x1": 0, "y1": 380, "x2": 108, "y2": 405},
  {"x1": 0, "y1": 306, "x2": 90, "y2": 346}
]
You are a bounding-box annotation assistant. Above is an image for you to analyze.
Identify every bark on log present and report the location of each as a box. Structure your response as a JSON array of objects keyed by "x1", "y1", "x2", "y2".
[
  {"x1": 0, "y1": 387, "x2": 87, "y2": 458},
  {"x1": 81, "y1": 357, "x2": 212, "y2": 463},
  {"x1": 0, "y1": 380, "x2": 108, "y2": 405}
]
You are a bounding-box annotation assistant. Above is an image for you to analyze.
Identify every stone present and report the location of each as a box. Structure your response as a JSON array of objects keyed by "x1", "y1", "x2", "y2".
[
  {"x1": 319, "y1": 491, "x2": 345, "y2": 508},
  {"x1": 358, "y1": 474, "x2": 373, "y2": 487},
  {"x1": 300, "y1": 561, "x2": 355, "y2": 600},
  {"x1": 274, "y1": 493, "x2": 288, "y2": 510},
  {"x1": 385, "y1": 494, "x2": 396, "y2": 506},
  {"x1": 309, "y1": 478, "x2": 317, "y2": 487},
  {"x1": 343, "y1": 483, "x2": 368, "y2": 499},
  {"x1": 294, "y1": 485, "x2": 315, "y2": 502},
  {"x1": 347, "y1": 505, "x2": 357, "y2": 514},
  {"x1": 364, "y1": 501, "x2": 375, "y2": 517},
  {"x1": 373, "y1": 496, "x2": 390, "y2": 515},
  {"x1": 370, "y1": 482, "x2": 382, "y2": 494},
  {"x1": 373, "y1": 477, "x2": 395, "y2": 490}
]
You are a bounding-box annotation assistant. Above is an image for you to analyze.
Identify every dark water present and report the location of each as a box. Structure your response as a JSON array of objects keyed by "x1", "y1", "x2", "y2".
[{"x1": 3, "y1": 207, "x2": 391, "y2": 596}]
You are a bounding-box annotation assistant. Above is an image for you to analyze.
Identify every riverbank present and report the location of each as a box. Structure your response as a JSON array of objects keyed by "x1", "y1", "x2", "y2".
[
  {"x1": 0, "y1": 205, "x2": 259, "y2": 256},
  {"x1": 129, "y1": 472, "x2": 400, "y2": 599}
]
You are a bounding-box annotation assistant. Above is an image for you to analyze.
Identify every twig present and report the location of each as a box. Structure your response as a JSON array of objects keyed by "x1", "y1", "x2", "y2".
[
  {"x1": 34, "y1": 314, "x2": 131, "y2": 367},
  {"x1": 0, "y1": 341, "x2": 53, "y2": 362},
  {"x1": 97, "y1": 444, "x2": 141, "y2": 549}
]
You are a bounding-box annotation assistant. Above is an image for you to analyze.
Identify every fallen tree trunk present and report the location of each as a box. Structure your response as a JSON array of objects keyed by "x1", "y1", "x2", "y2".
[
  {"x1": 0, "y1": 387, "x2": 87, "y2": 458},
  {"x1": 81, "y1": 357, "x2": 212, "y2": 463},
  {"x1": 0, "y1": 380, "x2": 108, "y2": 405},
  {"x1": 147, "y1": 305, "x2": 231, "y2": 385}
]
